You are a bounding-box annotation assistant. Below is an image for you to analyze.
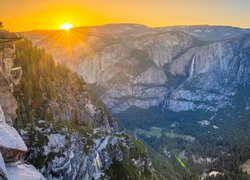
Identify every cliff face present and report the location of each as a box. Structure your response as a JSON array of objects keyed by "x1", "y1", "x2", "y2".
[
  {"x1": 24, "y1": 25, "x2": 250, "y2": 114},
  {"x1": 0, "y1": 30, "x2": 45, "y2": 180},
  {"x1": 165, "y1": 35, "x2": 250, "y2": 112},
  {"x1": 13, "y1": 39, "x2": 156, "y2": 179},
  {"x1": 0, "y1": 32, "x2": 22, "y2": 124}
]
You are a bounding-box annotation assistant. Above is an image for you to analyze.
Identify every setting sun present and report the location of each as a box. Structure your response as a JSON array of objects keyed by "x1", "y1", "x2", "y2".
[{"x1": 60, "y1": 23, "x2": 73, "y2": 30}]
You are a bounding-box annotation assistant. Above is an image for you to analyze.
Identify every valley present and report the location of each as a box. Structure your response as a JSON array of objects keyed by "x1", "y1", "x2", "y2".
[
  {"x1": 22, "y1": 24, "x2": 250, "y2": 179},
  {"x1": 1, "y1": 0, "x2": 250, "y2": 179}
]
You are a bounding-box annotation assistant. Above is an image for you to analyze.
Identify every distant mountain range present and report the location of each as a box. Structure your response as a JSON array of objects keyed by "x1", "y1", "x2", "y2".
[
  {"x1": 24, "y1": 24, "x2": 250, "y2": 114},
  {"x1": 23, "y1": 24, "x2": 250, "y2": 179}
]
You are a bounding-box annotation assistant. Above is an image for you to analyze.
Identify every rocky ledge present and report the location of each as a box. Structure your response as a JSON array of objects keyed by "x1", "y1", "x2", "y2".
[{"x1": 0, "y1": 29, "x2": 44, "y2": 180}]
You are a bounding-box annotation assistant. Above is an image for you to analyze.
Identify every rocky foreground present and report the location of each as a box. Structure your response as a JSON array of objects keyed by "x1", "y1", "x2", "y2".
[{"x1": 0, "y1": 30, "x2": 45, "y2": 179}]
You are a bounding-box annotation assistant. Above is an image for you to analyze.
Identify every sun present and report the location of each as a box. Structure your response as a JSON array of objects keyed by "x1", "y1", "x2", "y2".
[{"x1": 60, "y1": 23, "x2": 73, "y2": 30}]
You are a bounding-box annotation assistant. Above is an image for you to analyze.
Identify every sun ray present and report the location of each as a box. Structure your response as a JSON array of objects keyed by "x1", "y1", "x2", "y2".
[{"x1": 37, "y1": 25, "x2": 97, "y2": 64}]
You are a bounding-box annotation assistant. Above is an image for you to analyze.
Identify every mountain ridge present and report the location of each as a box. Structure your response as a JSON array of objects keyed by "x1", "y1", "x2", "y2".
[
  {"x1": 23, "y1": 24, "x2": 250, "y2": 114},
  {"x1": 23, "y1": 24, "x2": 250, "y2": 179}
]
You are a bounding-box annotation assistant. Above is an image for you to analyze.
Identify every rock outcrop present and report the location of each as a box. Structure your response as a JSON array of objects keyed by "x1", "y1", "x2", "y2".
[
  {"x1": 23, "y1": 122, "x2": 154, "y2": 179},
  {"x1": 0, "y1": 29, "x2": 45, "y2": 180},
  {"x1": 0, "y1": 122, "x2": 27, "y2": 162}
]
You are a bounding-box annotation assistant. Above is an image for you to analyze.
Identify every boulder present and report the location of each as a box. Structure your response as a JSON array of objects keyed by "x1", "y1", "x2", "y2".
[
  {"x1": 6, "y1": 162, "x2": 46, "y2": 180},
  {"x1": 0, "y1": 122, "x2": 27, "y2": 162}
]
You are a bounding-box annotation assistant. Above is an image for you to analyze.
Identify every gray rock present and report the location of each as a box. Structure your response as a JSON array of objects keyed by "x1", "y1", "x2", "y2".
[
  {"x1": 0, "y1": 122, "x2": 27, "y2": 162},
  {"x1": 134, "y1": 66, "x2": 167, "y2": 85},
  {"x1": 0, "y1": 152, "x2": 8, "y2": 180},
  {"x1": 0, "y1": 106, "x2": 5, "y2": 123},
  {"x1": 6, "y1": 162, "x2": 46, "y2": 180}
]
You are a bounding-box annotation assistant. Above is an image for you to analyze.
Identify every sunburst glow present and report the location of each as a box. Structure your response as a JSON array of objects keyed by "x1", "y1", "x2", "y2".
[{"x1": 60, "y1": 23, "x2": 73, "y2": 30}]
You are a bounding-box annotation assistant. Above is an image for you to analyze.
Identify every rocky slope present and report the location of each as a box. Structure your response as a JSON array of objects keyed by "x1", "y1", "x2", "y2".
[
  {"x1": 0, "y1": 30, "x2": 45, "y2": 179},
  {"x1": 13, "y1": 38, "x2": 157, "y2": 179},
  {"x1": 24, "y1": 24, "x2": 250, "y2": 114}
]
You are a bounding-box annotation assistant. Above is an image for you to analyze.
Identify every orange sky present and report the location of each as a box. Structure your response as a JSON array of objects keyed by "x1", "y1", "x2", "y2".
[{"x1": 1, "y1": 0, "x2": 250, "y2": 31}]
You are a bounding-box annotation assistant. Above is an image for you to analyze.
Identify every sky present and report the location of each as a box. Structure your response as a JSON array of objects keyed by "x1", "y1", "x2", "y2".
[{"x1": 1, "y1": 0, "x2": 250, "y2": 31}]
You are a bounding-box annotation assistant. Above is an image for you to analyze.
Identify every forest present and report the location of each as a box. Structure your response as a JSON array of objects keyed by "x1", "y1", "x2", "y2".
[{"x1": 117, "y1": 85, "x2": 250, "y2": 179}]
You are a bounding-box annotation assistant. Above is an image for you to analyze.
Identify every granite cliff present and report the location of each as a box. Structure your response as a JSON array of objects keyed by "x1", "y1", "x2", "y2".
[
  {"x1": 23, "y1": 24, "x2": 250, "y2": 179},
  {"x1": 24, "y1": 24, "x2": 250, "y2": 114}
]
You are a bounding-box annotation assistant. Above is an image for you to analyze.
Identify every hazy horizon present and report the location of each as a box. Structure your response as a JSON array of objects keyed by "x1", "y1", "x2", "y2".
[
  {"x1": 1, "y1": 0, "x2": 250, "y2": 31},
  {"x1": 8, "y1": 23, "x2": 250, "y2": 33}
]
